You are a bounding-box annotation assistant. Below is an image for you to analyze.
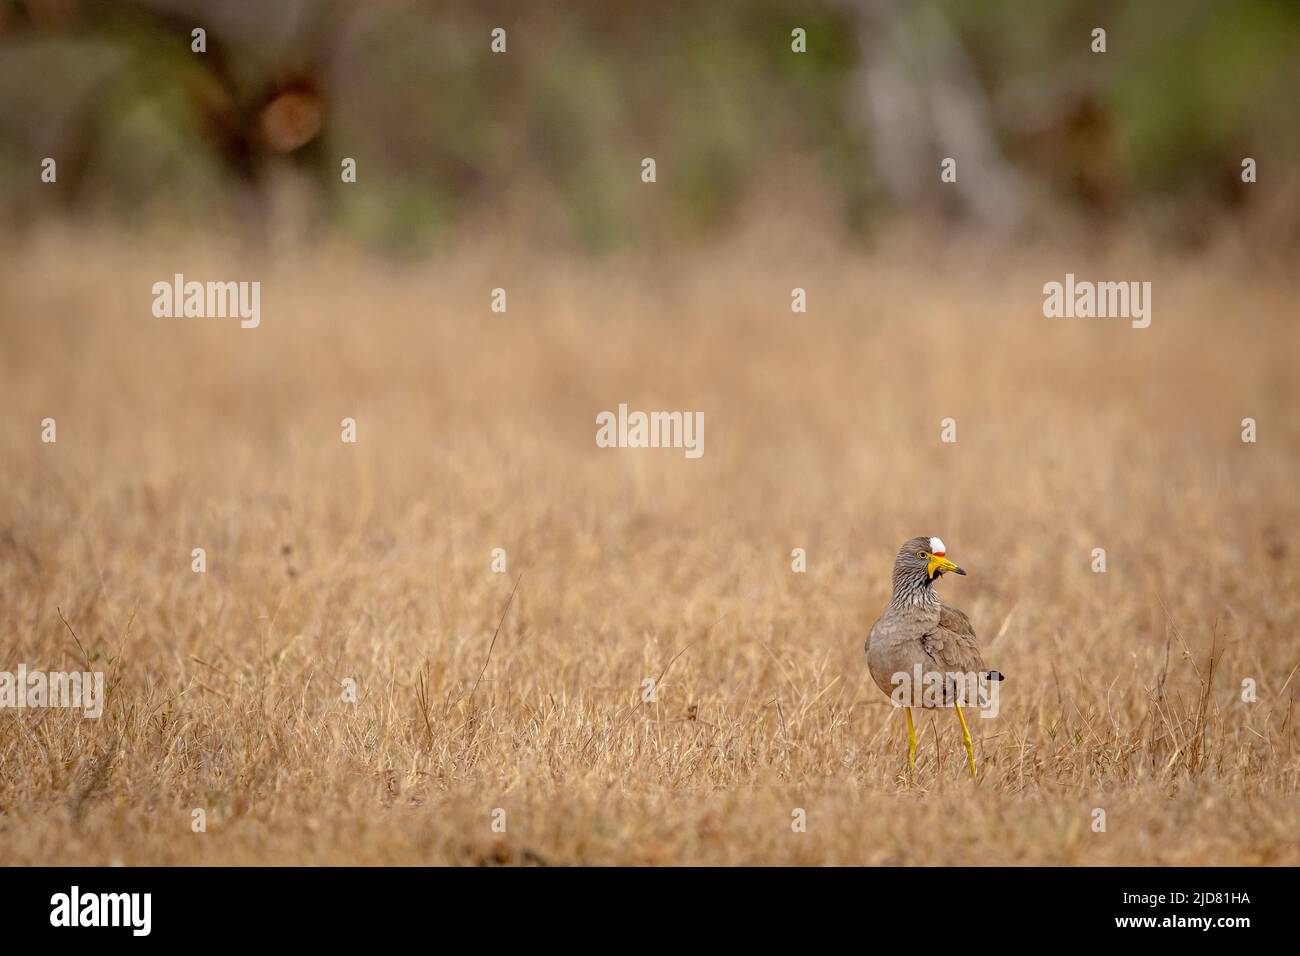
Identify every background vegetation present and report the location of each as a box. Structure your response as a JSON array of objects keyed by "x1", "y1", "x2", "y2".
[{"x1": 1, "y1": 0, "x2": 1298, "y2": 251}]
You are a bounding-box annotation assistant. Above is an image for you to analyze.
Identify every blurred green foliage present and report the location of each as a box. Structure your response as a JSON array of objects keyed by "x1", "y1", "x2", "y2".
[{"x1": 1, "y1": 0, "x2": 1297, "y2": 251}]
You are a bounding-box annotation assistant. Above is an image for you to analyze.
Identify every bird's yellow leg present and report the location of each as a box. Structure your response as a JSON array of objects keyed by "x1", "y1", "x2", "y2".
[
  {"x1": 954, "y1": 704, "x2": 976, "y2": 779},
  {"x1": 904, "y1": 706, "x2": 917, "y2": 776}
]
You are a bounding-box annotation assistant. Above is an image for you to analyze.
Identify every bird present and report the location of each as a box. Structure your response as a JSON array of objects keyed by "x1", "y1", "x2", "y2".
[{"x1": 865, "y1": 536, "x2": 1002, "y2": 779}]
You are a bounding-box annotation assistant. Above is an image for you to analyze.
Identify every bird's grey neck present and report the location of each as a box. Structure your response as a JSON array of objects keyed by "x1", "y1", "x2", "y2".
[{"x1": 890, "y1": 573, "x2": 939, "y2": 611}]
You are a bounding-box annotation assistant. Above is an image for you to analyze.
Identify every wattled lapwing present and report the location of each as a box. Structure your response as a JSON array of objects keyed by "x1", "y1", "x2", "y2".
[{"x1": 866, "y1": 536, "x2": 1002, "y2": 779}]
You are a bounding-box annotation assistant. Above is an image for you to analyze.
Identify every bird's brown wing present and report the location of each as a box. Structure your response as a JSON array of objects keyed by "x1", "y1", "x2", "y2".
[{"x1": 920, "y1": 605, "x2": 988, "y2": 705}]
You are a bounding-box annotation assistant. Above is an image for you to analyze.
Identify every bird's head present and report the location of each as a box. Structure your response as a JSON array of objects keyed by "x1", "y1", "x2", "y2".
[{"x1": 896, "y1": 535, "x2": 966, "y2": 583}]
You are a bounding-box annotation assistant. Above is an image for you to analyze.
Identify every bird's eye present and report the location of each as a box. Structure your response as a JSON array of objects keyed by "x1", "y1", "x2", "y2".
[{"x1": 916, "y1": 551, "x2": 927, "y2": 559}]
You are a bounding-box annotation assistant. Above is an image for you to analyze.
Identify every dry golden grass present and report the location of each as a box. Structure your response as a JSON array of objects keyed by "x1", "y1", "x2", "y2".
[{"x1": 1, "y1": 224, "x2": 1297, "y2": 865}]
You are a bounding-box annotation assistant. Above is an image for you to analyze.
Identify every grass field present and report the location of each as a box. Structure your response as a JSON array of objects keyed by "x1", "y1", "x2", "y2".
[{"x1": 1, "y1": 225, "x2": 1297, "y2": 865}]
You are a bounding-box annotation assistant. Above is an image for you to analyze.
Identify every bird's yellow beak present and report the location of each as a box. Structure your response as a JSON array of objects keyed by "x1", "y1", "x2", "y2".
[{"x1": 928, "y1": 553, "x2": 965, "y2": 578}]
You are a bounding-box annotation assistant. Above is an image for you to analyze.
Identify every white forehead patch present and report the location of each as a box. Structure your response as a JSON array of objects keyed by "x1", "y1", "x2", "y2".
[{"x1": 929, "y1": 537, "x2": 946, "y2": 554}]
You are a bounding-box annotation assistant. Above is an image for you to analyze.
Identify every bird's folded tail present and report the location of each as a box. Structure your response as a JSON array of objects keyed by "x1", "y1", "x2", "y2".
[
  {"x1": 974, "y1": 671, "x2": 1004, "y2": 708},
  {"x1": 942, "y1": 671, "x2": 1006, "y2": 707}
]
